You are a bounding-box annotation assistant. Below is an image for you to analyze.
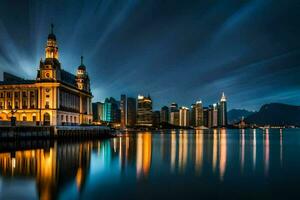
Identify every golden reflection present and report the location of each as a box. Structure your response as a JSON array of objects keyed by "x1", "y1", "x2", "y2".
[
  {"x1": 136, "y1": 133, "x2": 152, "y2": 179},
  {"x1": 212, "y1": 129, "x2": 218, "y2": 173},
  {"x1": 219, "y1": 128, "x2": 227, "y2": 181},
  {"x1": 253, "y1": 129, "x2": 257, "y2": 171},
  {"x1": 264, "y1": 131, "x2": 270, "y2": 177},
  {"x1": 170, "y1": 130, "x2": 177, "y2": 172},
  {"x1": 240, "y1": 129, "x2": 245, "y2": 174},
  {"x1": 195, "y1": 130, "x2": 203, "y2": 175},
  {"x1": 0, "y1": 141, "x2": 92, "y2": 200},
  {"x1": 178, "y1": 130, "x2": 188, "y2": 173}
]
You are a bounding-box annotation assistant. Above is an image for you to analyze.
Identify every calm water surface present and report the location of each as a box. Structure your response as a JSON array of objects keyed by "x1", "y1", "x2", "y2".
[{"x1": 0, "y1": 129, "x2": 300, "y2": 200}]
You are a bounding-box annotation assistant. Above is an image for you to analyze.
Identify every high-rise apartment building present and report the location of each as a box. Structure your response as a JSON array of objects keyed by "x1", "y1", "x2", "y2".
[{"x1": 137, "y1": 95, "x2": 152, "y2": 126}]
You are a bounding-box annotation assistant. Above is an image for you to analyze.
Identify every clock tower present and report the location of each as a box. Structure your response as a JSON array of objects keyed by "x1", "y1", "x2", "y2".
[{"x1": 37, "y1": 24, "x2": 61, "y2": 81}]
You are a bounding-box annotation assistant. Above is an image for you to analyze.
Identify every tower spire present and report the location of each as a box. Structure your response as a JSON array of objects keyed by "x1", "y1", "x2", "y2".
[
  {"x1": 220, "y1": 92, "x2": 226, "y2": 102},
  {"x1": 51, "y1": 23, "x2": 54, "y2": 34},
  {"x1": 81, "y1": 56, "x2": 83, "y2": 65}
]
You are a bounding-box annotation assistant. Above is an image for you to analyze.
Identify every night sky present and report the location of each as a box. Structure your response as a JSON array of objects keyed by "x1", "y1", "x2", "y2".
[{"x1": 0, "y1": 0, "x2": 299, "y2": 110}]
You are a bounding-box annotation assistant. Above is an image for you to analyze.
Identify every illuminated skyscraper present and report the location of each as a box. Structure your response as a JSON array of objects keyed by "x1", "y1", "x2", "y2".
[
  {"x1": 190, "y1": 104, "x2": 196, "y2": 127},
  {"x1": 203, "y1": 107, "x2": 209, "y2": 127},
  {"x1": 127, "y1": 97, "x2": 136, "y2": 127},
  {"x1": 218, "y1": 92, "x2": 227, "y2": 127},
  {"x1": 137, "y1": 95, "x2": 152, "y2": 126},
  {"x1": 212, "y1": 103, "x2": 218, "y2": 127},
  {"x1": 169, "y1": 103, "x2": 179, "y2": 126},
  {"x1": 103, "y1": 97, "x2": 119, "y2": 123},
  {"x1": 195, "y1": 100, "x2": 203, "y2": 127},
  {"x1": 179, "y1": 107, "x2": 190, "y2": 127},
  {"x1": 120, "y1": 94, "x2": 127, "y2": 128}
]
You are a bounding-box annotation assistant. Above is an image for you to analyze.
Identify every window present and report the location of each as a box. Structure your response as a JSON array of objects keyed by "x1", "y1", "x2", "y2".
[
  {"x1": 14, "y1": 92, "x2": 19, "y2": 98},
  {"x1": 74, "y1": 117, "x2": 76, "y2": 123},
  {"x1": 7, "y1": 92, "x2": 11, "y2": 98},
  {"x1": 30, "y1": 91, "x2": 34, "y2": 97},
  {"x1": 0, "y1": 93, "x2": 4, "y2": 98},
  {"x1": 0, "y1": 102, "x2": 3, "y2": 109},
  {"x1": 33, "y1": 116, "x2": 36, "y2": 122},
  {"x1": 61, "y1": 115, "x2": 64, "y2": 121},
  {"x1": 8, "y1": 101, "x2": 11, "y2": 109},
  {"x1": 66, "y1": 116, "x2": 68, "y2": 122},
  {"x1": 45, "y1": 101, "x2": 49, "y2": 109},
  {"x1": 70, "y1": 116, "x2": 73, "y2": 123},
  {"x1": 15, "y1": 101, "x2": 19, "y2": 109},
  {"x1": 23, "y1": 116, "x2": 27, "y2": 121},
  {"x1": 22, "y1": 100, "x2": 27, "y2": 109},
  {"x1": 22, "y1": 92, "x2": 27, "y2": 97}
]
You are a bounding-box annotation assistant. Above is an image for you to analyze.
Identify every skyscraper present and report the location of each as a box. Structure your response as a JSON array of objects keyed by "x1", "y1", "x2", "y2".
[
  {"x1": 103, "y1": 97, "x2": 119, "y2": 123},
  {"x1": 195, "y1": 100, "x2": 203, "y2": 127},
  {"x1": 218, "y1": 92, "x2": 227, "y2": 127},
  {"x1": 169, "y1": 102, "x2": 179, "y2": 126},
  {"x1": 170, "y1": 103, "x2": 178, "y2": 112},
  {"x1": 120, "y1": 94, "x2": 127, "y2": 129},
  {"x1": 152, "y1": 111, "x2": 160, "y2": 128},
  {"x1": 179, "y1": 107, "x2": 190, "y2": 127},
  {"x1": 190, "y1": 104, "x2": 196, "y2": 127},
  {"x1": 92, "y1": 102, "x2": 104, "y2": 123},
  {"x1": 127, "y1": 97, "x2": 136, "y2": 127},
  {"x1": 212, "y1": 103, "x2": 218, "y2": 127},
  {"x1": 160, "y1": 106, "x2": 169, "y2": 124},
  {"x1": 137, "y1": 95, "x2": 153, "y2": 126},
  {"x1": 203, "y1": 107, "x2": 209, "y2": 127}
]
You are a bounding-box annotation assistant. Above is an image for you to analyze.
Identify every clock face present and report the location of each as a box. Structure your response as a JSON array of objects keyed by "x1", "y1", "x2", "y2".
[{"x1": 46, "y1": 72, "x2": 50, "y2": 78}]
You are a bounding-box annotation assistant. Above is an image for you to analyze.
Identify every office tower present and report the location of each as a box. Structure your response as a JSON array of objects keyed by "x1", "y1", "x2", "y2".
[
  {"x1": 208, "y1": 105, "x2": 213, "y2": 128},
  {"x1": 179, "y1": 107, "x2": 190, "y2": 127},
  {"x1": 195, "y1": 100, "x2": 203, "y2": 127},
  {"x1": 160, "y1": 106, "x2": 169, "y2": 123},
  {"x1": 120, "y1": 94, "x2": 127, "y2": 128},
  {"x1": 127, "y1": 97, "x2": 136, "y2": 127},
  {"x1": 169, "y1": 102, "x2": 179, "y2": 126},
  {"x1": 203, "y1": 107, "x2": 209, "y2": 127},
  {"x1": 170, "y1": 103, "x2": 178, "y2": 112},
  {"x1": 218, "y1": 92, "x2": 227, "y2": 127},
  {"x1": 103, "y1": 97, "x2": 119, "y2": 123},
  {"x1": 169, "y1": 111, "x2": 179, "y2": 126},
  {"x1": 137, "y1": 95, "x2": 153, "y2": 126},
  {"x1": 92, "y1": 102, "x2": 104, "y2": 122},
  {"x1": 152, "y1": 111, "x2": 160, "y2": 127},
  {"x1": 212, "y1": 103, "x2": 218, "y2": 127},
  {"x1": 190, "y1": 104, "x2": 196, "y2": 127}
]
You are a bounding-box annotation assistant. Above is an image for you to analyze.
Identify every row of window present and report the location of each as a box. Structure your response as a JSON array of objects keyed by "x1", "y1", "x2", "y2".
[
  {"x1": 60, "y1": 115, "x2": 78, "y2": 123},
  {"x1": 0, "y1": 100, "x2": 36, "y2": 109},
  {"x1": 0, "y1": 91, "x2": 36, "y2": 98}
]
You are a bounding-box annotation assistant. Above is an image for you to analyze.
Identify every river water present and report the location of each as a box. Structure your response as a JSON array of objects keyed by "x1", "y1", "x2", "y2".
[{"x1": 0, "y1": 129, "x2": 300, "y2": 199}]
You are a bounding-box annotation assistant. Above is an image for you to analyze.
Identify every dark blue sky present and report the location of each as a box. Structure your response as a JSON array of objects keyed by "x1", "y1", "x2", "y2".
[{"x1": 0, "y1": 0, "x2": 299, "y2": 110}]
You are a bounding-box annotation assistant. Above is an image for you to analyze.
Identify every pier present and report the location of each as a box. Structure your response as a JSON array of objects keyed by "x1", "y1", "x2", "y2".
[{"x1": 0, "y1": 126, "x2": 113, "y2": 140}]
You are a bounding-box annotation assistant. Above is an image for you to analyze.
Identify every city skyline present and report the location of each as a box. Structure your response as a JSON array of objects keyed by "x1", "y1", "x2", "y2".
[{"x1": 0, "y1": 1, "x2": 299, "y2": 111}]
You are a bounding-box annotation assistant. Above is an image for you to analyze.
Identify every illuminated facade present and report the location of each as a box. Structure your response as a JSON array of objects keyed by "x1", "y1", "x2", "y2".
[
  {"x1": 179, "y1": 107, "x2": 190, "y2": 127},
  {"x1": 0, "y1": 25, "x2": 92, "y2": 126},
  {"x1": 137, "y1": 95, "x2": 152, "y2": 126}
]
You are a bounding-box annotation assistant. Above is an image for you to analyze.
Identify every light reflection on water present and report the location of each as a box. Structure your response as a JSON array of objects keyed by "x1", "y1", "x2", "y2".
[{"x1": 0, "y1": 129, "x2": 299, "y2": 199}]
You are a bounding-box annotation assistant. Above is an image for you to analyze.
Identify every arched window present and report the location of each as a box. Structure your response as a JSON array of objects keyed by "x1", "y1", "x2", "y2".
[{"x1": 43, "y1": 113, "x2": 50, "y2": 126}]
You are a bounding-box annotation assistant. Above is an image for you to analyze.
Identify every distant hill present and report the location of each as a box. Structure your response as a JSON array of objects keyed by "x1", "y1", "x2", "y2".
[
  {"x1": 228, "y1": 109, "x2": 256, "y2": 124},
  {"x1": 245, "y1": 103, "x2": 300, "y2": 126}
]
